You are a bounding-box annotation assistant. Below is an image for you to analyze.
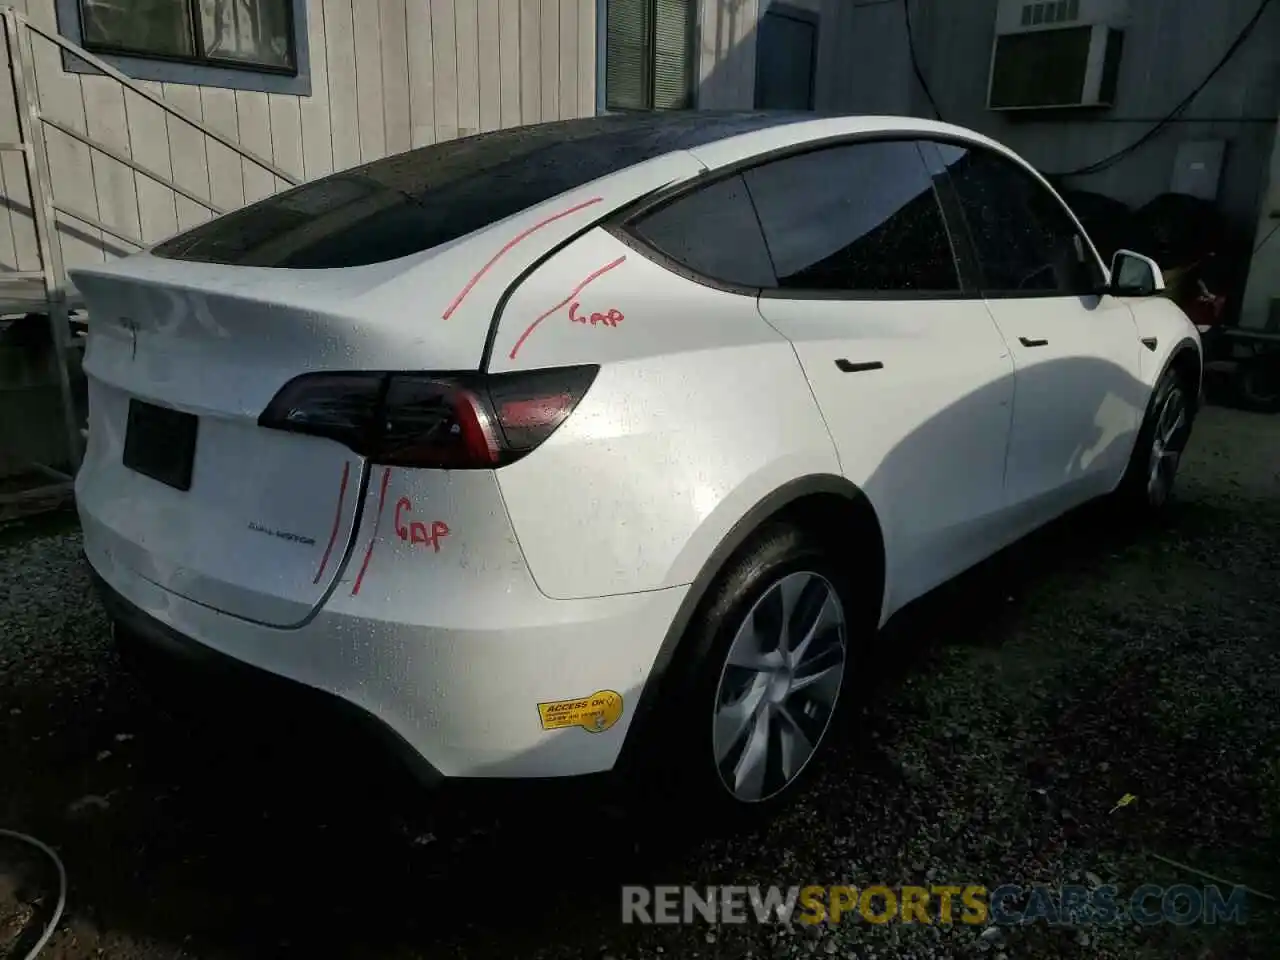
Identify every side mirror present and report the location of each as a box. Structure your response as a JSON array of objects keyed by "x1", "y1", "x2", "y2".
[{"x1": 1109, "y1": 249, "x2": 1166, "y2": 297}]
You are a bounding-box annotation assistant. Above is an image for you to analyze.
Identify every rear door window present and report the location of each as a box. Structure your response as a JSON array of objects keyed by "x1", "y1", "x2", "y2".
[
  {"x1": 930, "y1": 141, "x2": 1105, "y2": 296},
  {"x1": 742, "y1": 140, "x2": 962, "y2": 295},
  {"x1": 629, "y1": 173, "x2": 778, "y2": 288}
]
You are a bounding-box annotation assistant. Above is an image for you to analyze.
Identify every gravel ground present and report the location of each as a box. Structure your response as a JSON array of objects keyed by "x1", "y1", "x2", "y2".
[{"x1": 1, "y1": 404, "x2": 1277, "y2": 960}]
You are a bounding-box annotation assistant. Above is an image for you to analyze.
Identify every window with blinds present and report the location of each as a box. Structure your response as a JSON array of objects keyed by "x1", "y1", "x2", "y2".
[
  {"x1": 606, "y1": 0, "x2": 696, "y2": 111},
  {"x1": 79, "y1": 0, "x2": 296, "y2": 73}
]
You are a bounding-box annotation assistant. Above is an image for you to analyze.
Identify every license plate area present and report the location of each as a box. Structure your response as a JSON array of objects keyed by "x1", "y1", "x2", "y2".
[{"x1": 123, "y1": 399, "x2": 198, "y2": 491}]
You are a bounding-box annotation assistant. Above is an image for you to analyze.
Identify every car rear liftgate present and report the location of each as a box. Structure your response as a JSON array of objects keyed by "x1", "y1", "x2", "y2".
[{"x1": 73, "y1": 150, "x2": 706, "y2": 627}]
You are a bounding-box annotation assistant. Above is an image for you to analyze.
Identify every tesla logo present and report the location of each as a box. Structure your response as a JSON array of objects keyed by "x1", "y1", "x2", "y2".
[
  {"x1": 568, "y1": 302, "x2": 623, "y2": 327},
  {"x1": 394, "y1": 497, "x2": 450, "y2": 552}
]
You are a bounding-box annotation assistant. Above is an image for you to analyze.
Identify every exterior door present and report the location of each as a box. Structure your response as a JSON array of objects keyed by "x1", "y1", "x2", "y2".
[
  {"x1": 744, "y1": 139, "x2": 1018, "y2": 615},
  {"x1": 754, "y1": 7, "x2": 817, "y2": 110},
  {"x1": 924, "y1": 140, "x2": 1145, "y2": 523}
]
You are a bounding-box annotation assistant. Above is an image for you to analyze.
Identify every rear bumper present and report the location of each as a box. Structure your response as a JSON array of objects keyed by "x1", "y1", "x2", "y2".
[
  {"x1": 83, "y1": 528, "x2": 685, "y2": 781},
  {"x1": 94, "y1": 569, "x2": 449, "y2": 788}
]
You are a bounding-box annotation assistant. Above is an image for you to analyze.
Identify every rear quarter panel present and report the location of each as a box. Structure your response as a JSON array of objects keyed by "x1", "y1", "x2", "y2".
[{"x1": 489, "y1": 227, "x2": 841, "y2": 601}]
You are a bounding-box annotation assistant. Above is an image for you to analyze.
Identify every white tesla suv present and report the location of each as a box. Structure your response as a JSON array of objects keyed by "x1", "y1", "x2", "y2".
[{"x1": 75, "y1": 112, "x2": 1201, "y2": 812}]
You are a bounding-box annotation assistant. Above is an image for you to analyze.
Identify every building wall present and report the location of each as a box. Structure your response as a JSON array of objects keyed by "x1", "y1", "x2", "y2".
[
  {"x1": 0, "y1": 0, "x2": 598, "y2": 280},
  {"x1": 694, "y1": 0, "x2": 832, "y2": 111},
  {"x1": 821, "y1": 0, "x2": 1280, "y2": 259},
  {"x1": 917, "y1": 0, "x2": 1277, "y2": 226},
  {"x1": 1239, "y1": 119, "x2": 1280, "y2": 330},
  {"x1": 811, "y1": 0, "x2": 912, "y2": 116},
  {"x1": 0, "y1": 0, "x2": 1271, "y2": 300},
  {"x1": 694, "y1": 0, "x2": 760, "y2": 109},
  {"x1": 811, "y1": 0, "x2": 1279, "y2": 325},
  {"x1": 0, "y1": 0, "x2": 816, "y2": 285}
]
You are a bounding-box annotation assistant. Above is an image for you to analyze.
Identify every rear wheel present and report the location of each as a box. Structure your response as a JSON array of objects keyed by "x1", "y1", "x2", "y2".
[
  {"x1": 651, "y1": 522, "x2": 860, "y2": 820},
  {"x1": 1116, "y1": 367, "x2": 1194, "y2": 513},
  {"x1": 711, "y1": 568, "x2": 847, "y2": 804},
  {"x1": 1233, "y1": 357, "x2": 1280, "y2": 413}
]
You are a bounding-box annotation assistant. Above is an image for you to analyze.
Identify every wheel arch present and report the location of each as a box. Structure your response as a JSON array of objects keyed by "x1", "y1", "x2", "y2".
[
  {"x1": 614, "y1": 473, "x2": 885, "y2": 773},
  {"x1": 1113, "y1": 334, "x2": 1202, "y2": 506},
  {"x1": 1164, "y1": 336, "x2": 1204, "y2": 410}
]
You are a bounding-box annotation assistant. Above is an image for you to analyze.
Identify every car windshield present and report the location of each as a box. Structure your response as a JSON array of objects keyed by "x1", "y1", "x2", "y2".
[{"x1": 149, "y1": 112, "x2": 811, "y2": 269}]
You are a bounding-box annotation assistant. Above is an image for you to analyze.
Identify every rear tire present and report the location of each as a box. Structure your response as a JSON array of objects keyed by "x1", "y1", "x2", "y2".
[
  {"x1": 1115, "y1": 367, "x2": 1194, "y2": 514},
  {"x1": 1233, "y1": 358, "x2": 1280, "y2": 413},
  {"x1": 645, "y1": 521, "x2": 861, "y2": 822}
]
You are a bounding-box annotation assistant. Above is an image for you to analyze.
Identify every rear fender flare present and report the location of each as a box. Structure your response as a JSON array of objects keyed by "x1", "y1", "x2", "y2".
[{"x1": 614, "y1": 473, "x2": 879, "y2": 772}]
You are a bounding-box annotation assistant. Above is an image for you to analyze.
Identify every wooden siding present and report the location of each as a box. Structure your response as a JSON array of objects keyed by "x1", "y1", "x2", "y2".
[{"x1": 0, "y1": 0, "x2": 598, "y2": 281}]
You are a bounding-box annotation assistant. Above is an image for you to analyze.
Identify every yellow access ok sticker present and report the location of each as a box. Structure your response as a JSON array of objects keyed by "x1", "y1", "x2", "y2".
[{"x1": 537, "y1": 690, "x2": 624, "y2": 734}]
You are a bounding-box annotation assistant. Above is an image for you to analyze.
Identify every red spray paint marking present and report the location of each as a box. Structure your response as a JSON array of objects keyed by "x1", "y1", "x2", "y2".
[
  {"x1": 568, "y1": 302, "x2": 624, "y2": 327},
  {"x1": 507, "y1": 256, "x2": 627, "y2": 360},
  {"x1": 441, "y1": 196, "x2": 604, "y2": 320},
  {"x1": 394, "y1": 497, "x2": 450, "y2": 552},
  {"x1": 351, "y1": 466, "x2": 392, "y2": 596},
  {"x1": 312, "y1": 460, "x2": 351, "y2": 584}
]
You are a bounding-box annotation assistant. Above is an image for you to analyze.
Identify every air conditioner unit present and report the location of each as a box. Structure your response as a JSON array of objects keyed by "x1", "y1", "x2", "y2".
[{"x1": 987, "y1": 0, "x2": 1128, "y2": 111}]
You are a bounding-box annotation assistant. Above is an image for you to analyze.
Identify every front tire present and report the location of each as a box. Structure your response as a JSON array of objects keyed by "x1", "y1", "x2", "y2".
[
  {"x1": 1116, "y1": 367, "x2": 1194, "y2": 513},
  {"x1": 652, "y1": 522, "x2": 859, "y2": 820}
]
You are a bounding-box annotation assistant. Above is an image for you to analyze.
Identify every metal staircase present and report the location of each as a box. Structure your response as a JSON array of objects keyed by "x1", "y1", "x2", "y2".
[{"x1": 0, "y1": 5, "x2": 298, "y2": 511}]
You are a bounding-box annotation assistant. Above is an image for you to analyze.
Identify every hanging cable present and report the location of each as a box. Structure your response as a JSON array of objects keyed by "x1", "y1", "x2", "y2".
[
  {"x1": 1252, "y1": 219, "x2": 1280, "y2": 259},
  {"x1": 0, "y1": 829, "x2": 67, "y2": 960},
  {"x1": 903, "y1": 0, "x2": 943, "y2": 122},
  {"x1": 1048, "y1": 0, "x2": 1275, "y2": 178}
]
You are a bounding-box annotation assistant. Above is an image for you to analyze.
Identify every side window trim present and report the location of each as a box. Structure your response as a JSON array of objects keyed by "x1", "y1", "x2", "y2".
[
  {"x1": 1025, "y1": 174, "x2": 1110, "y2": 297},
  {"x1": 748, "y1": 139, "x2": 968, "y2": 301},
  {"x1": 610, "y1": 170, "x2": 778, "y2": 296},
  {"x1": 614, "y1": 131, "x2": 1018, "y2": 302},
  {"x1": 757, "y1": 285, "x2": 976, "y2": 302},
  {"x1": 916, "y1": 140, "x2": 985, "y2": 298},
  {"x1": 931, "y1": 138, "x2": 1108, "y2": 300},
  {"x1": 606, "y1": 221, "x2": 771, "y2": 297}
]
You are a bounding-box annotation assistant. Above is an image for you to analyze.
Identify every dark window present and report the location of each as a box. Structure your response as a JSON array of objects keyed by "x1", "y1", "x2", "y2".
[
  {"x1": 932, "y1": 141, "x2": 1104, "y2": 295},
  {"x1": 631, "y1": 174, "x2": 776, "y2": 288},
  {"x1": 151, "y1": 112, "x2": 814, "y2": 267},
  {"x1": 606, "y1": 0, "x2": 697, "y2": 110},
  {"x1": 78, "y1": 0, "x2": 295, "y2": 73},
  {"x1": 989, "y1": 26, "x2": 1091, "y2": 108},
  {"x1": 742, "y1": 140, "x2": 961, "y2": 294}
]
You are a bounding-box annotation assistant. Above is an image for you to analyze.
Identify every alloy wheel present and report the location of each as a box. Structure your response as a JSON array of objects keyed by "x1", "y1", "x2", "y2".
[
  {"x1": 1147, "y1": 385, "x2": 1188, "y2": 507},
  {"x1": 711, "y1": 571, "x2": 847, "y2": 803}
]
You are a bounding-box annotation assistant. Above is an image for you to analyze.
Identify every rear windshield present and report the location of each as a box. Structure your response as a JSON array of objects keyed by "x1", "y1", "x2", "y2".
[{"x1": 151, "y1": 112, "x2": 813, "y2": 269}]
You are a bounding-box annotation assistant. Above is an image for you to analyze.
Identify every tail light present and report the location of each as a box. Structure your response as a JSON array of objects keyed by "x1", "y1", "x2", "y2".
[{"x1": 259, "y1": 365, "x2": 598, "y2": 468}]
